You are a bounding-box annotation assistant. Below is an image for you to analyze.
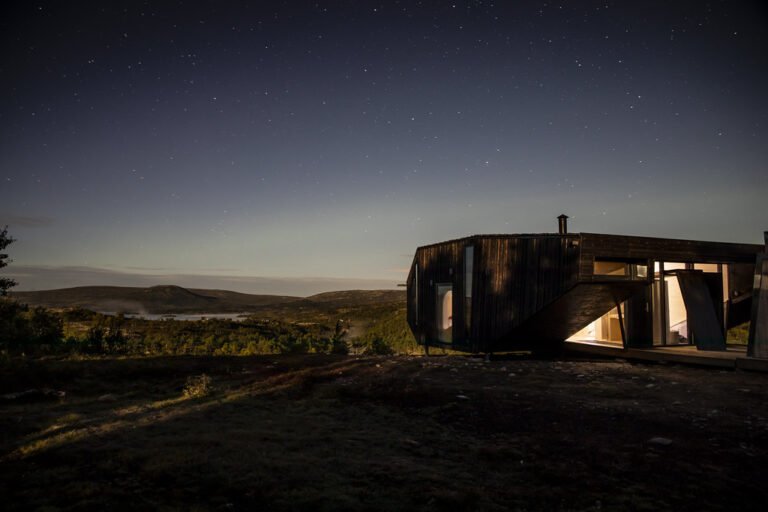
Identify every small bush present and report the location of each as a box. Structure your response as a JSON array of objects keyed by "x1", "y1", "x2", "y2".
[
  {"x1": 183, "y1": 374, "x2": 213, "y2": 398},
  {"x1": 363, "y1": 336, "x2": 395, "y2": 355},
  {"x1": 0, "y1": 300, "x2": 64, "y2": 352}
]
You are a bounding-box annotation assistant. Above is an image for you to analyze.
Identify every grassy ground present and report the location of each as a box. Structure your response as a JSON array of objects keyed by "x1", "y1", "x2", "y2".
[{"x1": 1, "y1": 354, "x2": 767, "y2": 511}]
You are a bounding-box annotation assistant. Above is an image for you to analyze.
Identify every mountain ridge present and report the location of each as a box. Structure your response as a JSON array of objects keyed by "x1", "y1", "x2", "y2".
[{"x1": 10, "y1": 285, "x2": 404, "y2": 314}]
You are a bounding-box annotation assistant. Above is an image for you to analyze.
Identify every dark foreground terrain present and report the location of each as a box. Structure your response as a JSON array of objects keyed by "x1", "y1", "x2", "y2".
[{"x1": 1, "y1": 355, "x2": 766, "y2": 511}]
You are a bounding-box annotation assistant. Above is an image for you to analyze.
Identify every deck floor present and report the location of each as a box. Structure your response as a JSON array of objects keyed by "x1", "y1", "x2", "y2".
[{"x1": 564, "y1": 340, "x2": 768, "y2": 372}]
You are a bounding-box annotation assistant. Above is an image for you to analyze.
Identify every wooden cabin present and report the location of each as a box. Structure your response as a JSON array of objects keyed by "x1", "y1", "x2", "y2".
[{"x1": 406, "y1": 217, "x2": 765, "y2": 355}]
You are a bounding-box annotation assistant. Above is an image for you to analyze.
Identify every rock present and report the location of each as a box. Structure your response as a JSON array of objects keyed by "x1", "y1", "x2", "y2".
[
  {"x1": 2, "y1": 388, "x2": 65, "y2": 402},
  {"x1": 648, "y1": 437, "x2": 673, "y2": 446}
]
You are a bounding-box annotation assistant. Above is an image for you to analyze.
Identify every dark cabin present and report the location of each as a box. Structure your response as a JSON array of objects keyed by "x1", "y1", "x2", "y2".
[{"x1": 406, "y1": 216, "x2": 765, "y2": 355}]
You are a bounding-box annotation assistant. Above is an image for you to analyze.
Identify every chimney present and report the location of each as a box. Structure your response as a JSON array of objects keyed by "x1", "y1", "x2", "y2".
[{"x1": 557, "y1": 214, "x2": 569, "y2": 235}]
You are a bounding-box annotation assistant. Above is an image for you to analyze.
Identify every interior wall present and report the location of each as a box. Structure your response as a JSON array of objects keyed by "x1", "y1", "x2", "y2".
[
  {"x1": 567, "y1": 303, "x2": 625, "y2": 344},
  {"x1": 665, "y1": 274, "x2": 689, "y2": 343}
]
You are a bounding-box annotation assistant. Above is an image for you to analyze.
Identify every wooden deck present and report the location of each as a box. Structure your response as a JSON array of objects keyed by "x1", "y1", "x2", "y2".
[{"x1": 564, "y1": 340, "x2": 768, "y2": 372}]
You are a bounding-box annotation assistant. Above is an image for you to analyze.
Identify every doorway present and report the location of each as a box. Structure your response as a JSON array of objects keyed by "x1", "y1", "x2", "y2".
[{"x1": 436, "y1": 283, "x2": 453, "y2": 343}]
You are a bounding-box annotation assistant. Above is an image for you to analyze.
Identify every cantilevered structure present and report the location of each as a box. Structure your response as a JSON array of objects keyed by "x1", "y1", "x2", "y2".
[{"x1": 406, "y1": 217, "x2": 766, "y2": 356}]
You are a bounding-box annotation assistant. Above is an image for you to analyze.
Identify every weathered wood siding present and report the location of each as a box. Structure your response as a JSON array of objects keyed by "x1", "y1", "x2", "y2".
[
  {"x1": 405, "y1": 258, "x2": 417, "y2": 332},
  {"x1": 407, "y1": 232, "x2": 762, "y2": 353},
  {"x1": 472, "y1": 235, "x2": 580, "y2": 350},
  {"x1": 407, "y1": 235, "x2": 581, "y2": 351},
  {"x1": 408, "y1": 238, "x2": 467, "y2": 347},
  {"x1": 579, "y1": 233, "x2": 761, "y2": 280}
]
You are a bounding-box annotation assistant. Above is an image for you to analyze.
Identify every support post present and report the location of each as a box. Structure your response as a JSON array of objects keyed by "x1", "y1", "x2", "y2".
[{"x1": 616, "y1": 299, "x2": 627, "y2": 349}]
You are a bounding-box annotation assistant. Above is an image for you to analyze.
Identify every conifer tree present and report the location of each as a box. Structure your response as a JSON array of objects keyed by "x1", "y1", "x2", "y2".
[{"x1": 0, "y1": 226, "x2": 17, "y2": 296}]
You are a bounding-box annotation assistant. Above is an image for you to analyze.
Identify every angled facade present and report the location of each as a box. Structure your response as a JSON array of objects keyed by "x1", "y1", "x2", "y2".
[{"x1": 406, "y1": 218, "x2": 765, "y2": 356}]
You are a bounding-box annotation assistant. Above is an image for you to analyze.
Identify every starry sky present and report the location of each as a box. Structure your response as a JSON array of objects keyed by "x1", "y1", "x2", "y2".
[{"x1": 2, "y1": 1, "x2": 767, "y2": 294}]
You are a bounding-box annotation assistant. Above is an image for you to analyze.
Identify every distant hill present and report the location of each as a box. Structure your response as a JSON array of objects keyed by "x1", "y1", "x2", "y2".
[
  {"x1": 11, "y1": 285, "x2": 404, "y2": 314},
  {"x1": 305, "y1": 289, "x2": 406, "y2": 305},
  {"x1": 11, "y1": 285, "x2": 301, "y2": 314}
]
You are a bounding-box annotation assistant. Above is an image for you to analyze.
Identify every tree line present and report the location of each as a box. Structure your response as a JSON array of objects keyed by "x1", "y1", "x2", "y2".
[
  {"x1": 1, "y1": 306, "x2": 419, "y2": 357},
  {"x1": 0, "y1": 226, "x2": 419, "y2": 357}
]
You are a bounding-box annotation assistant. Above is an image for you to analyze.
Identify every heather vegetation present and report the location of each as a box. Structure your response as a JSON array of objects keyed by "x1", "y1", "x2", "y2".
[
  {"x1": 0, "y1": 225, "x2": 419, "y2": 357},
  {"x1": 2, "y1": 354, "x2": 767, "y2": 511},
  {"x1": 0, "y1": 302, "x2": 419, "y2": 357}
]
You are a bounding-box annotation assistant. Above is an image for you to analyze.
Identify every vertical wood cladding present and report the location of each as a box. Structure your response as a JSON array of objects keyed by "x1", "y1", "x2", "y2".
[
  {"x1": 473, "y1": 235, "x2": 580, "y2": 350},
  {"x1": 405, "y1": 259, "x2": 416, "y2": 332},
  {"x1": 411, "y1": 239, "x2": 465, "y2": 346},
  {"x1": 407, "y1": 233, "x2": 761, "y2": 353},
  {"x1": 408, "y1": 235, "x2": 580, "y2": 351},
  {"x1": 580, "y1": 233, "x2": 760, "y2": 279}
]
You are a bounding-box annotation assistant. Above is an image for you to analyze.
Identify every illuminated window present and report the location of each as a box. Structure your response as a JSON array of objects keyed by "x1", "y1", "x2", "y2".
[
  {"x1": 633, "y1": 264, "x2": 648, "y2": 278},
  {"x1": 436, "y1": 284, "x2": 453, "y2": 343},
  {"x1": 594, "y1": 259, "x2": 648, "y2": 279},
  {"x1": 594, "y1": 260, "x2": 628, "y2": 276}
]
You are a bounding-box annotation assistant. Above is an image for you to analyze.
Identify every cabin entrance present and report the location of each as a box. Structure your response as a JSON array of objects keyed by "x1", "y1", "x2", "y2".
[
  {"x1": 436, "y1": 283, "x2": 453, "y2": 343},
  {"x1": 653, "y1": 263, "x2": 726, "y2": 350}
]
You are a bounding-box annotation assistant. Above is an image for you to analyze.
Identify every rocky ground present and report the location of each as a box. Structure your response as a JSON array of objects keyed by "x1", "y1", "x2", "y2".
[{"x1": 1, "y1": 354, "x2": 766, "y2": 511}]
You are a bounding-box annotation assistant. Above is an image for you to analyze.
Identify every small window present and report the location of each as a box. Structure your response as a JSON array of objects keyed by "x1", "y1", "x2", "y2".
[
  {"x1": 594, "y1": 260, "x2": 628, "y2": 276},
  {"x1": 594, "y1": 259, "x2": 648, "y2": 279}
]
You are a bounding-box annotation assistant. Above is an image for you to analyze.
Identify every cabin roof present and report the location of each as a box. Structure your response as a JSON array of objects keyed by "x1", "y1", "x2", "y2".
[{"x1": 415, "y1": 232, "x2": 764, "y2": 254}]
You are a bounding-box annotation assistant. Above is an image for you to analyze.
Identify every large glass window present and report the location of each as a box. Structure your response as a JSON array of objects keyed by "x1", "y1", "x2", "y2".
[
  {"x1": 567, "y1": 302, "x2": 626, "y2": 344},
  {"x1": 652, "y1": 261, "x2": 696, "y2": 346},
  {"x1": 664, "y1": 274, "x2": 689, "y2": 343},
  {"x1": 436, "y1": 284, "x2": 453, "y2": 343}
]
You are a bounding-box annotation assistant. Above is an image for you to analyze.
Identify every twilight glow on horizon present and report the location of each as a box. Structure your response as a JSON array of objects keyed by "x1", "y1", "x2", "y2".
[{"x1": 2, "y1": 1, "x2": 767, "y2": 294}]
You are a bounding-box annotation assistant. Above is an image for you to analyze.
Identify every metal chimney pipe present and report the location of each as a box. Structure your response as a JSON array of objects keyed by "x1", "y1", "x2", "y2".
[{"x1": 557, "y1": 214, "x2": 569, "y2": 235}]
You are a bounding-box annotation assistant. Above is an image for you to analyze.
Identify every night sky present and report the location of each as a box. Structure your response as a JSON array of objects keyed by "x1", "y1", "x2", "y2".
[{"x1": 2, "y1": 1, "x2": 767, "y2": 294}]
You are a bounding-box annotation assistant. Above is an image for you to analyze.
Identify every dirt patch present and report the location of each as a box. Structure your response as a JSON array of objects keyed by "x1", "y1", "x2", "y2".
[{"x1": 1, "y1": 354, "x2": 766, "y2": 511}]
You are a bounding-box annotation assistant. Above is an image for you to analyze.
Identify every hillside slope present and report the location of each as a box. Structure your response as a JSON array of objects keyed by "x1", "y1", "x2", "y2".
[
  {"x1": 11, "y1": 285, "x2": 404, "y2": 314},
  {"x1": 11, "y1": 285, "x2": 301, "y2": 314},
  {"x1": 305, "y1": 289, "x2": 405, "y2": 305},
  {"x1": 1, "y1": 355, "x2": 766, "y2": 511}
]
